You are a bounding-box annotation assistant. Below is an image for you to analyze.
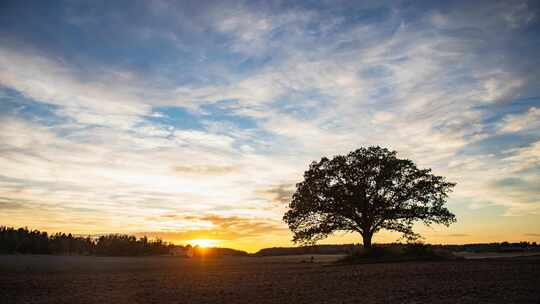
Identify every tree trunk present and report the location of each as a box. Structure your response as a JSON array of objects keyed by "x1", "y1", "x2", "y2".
[{"x1": 362, "y1": 233, "x2": 373, "y2": 250}]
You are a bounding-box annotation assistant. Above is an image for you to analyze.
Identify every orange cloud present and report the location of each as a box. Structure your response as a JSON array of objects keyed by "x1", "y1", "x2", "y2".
[{"x1": 137, "y1": 214, "x2": 288, "y2": 245}]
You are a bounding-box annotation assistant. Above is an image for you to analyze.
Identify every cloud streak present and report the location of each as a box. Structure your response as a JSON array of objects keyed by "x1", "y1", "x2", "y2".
[{"x1": 0, "y1": 0, "x2": 539, "y2": 248}]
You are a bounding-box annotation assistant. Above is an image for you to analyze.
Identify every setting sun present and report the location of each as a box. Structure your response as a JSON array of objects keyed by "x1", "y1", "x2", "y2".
[{"x1": 188, "y1": 239, "x2": 220, "y2": 248}]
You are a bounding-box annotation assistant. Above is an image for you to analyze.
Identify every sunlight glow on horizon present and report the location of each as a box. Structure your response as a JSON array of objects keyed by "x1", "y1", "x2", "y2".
[{"x1": 188, "y1": 239, "x2": 221, "y2": 248}]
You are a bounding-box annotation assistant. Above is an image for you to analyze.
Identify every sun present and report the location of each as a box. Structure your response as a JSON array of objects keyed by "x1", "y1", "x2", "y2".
[{"x1": 188, "y1": 239, "x2": 219, "y2": 248}]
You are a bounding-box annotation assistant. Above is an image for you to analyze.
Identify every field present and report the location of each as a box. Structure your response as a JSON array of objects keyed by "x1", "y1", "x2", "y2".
[{"x1": 1, "y1": 254, "x2": 539, "y2": 304}]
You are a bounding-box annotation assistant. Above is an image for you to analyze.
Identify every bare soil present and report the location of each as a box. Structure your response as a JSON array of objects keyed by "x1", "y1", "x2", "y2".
[{"x1": 1, "y1": 254, "x2": 539, "y2": 304}]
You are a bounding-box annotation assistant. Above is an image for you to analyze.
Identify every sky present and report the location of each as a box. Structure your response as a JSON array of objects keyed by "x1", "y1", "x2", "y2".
[{"x1": 0, "y1": 0, "x2": 539, "y2": 252}]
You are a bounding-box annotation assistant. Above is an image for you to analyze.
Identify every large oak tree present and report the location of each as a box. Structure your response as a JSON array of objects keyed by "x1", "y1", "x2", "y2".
[{"x1": 283, "y1": 146, "x2": 456, "y2": 249}]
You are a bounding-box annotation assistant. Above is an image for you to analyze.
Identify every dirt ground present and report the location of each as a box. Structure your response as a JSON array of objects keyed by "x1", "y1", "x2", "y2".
[{"x1": 1, "y1": 254, "x2": 539, "y2": 304}]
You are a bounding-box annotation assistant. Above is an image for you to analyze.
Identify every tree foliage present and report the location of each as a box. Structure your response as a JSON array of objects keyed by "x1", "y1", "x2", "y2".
[{"x1": 283, "y1": 146, "x2": 456, "y2": 248}]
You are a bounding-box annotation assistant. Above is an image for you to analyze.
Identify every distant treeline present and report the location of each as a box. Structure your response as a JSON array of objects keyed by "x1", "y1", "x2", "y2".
[
  {"x1": 195, "y1": 247, "x2": 249, "y2": 257},
  {"x1": 433, "y1": 242, "x2": 539, "y2": 253},
  {"x1": 0, "y1": 226, "x2": 174, "y2": 256},
  {"x1": 255, "y1": 242, "x2": 540, "y2": 256},
  {"x1": 0, "y1": 226, "x2": 249, "y2": 257},
  {"x1": 256, "y1": 244, "x2": 359, "y2": 256}
]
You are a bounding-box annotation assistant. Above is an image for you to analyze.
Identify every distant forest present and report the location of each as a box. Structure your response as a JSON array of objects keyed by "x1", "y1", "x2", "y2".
[
  {"x1": 0, "y1": 226, "x2": 175, "y2": 256},
  {"x1": 255, "y1": 242, "x2": 540, "y2": 256},
  {"x1": 0, "y1": 226, "x2": 249, "y2": 257}
]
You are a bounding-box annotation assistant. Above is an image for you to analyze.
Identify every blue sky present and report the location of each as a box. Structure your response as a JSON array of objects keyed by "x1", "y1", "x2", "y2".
[{"x1": 1, "y1": 0, "x2": 539, "y2": 251}]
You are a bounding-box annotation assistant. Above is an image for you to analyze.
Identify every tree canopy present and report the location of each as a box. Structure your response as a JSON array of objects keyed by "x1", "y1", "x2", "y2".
[{"x1": 283, "y1": 146, "x2": 456, "y2": 249}]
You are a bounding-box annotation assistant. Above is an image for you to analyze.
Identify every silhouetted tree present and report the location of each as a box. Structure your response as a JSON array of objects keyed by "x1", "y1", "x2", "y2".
[
  {"x1": 49, "y1": 233, "x2": 94, "y2": 255},
  {"x1": 0, "y1": 227, "x2": 50, "y2": 254},
  {"x1": 94, "y1": 234, "x2": 173, "y2": 256},
  {"x1": 283, "y1": 146, "x2": 457, "y2": 249}
]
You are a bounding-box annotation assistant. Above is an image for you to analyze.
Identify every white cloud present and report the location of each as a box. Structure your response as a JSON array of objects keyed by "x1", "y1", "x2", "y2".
[
  {"x1": 502, "y1": 141, "x2": 540, "y2": 173},
  {"x1": 371, "y1": 112, "x2": 395, "y2": 124},
  {"x1": 0, "y1": 116, "x2": 301, "y2": 233},
  {"x1": 215, "y1": 7, "x2": 315, "y2": 56},
  {"x1": 0, "y1": 47, "x2": 151, "y2": 117},
  {"x1": 499, "y1": 107, "x2": 540, "y2": 133},
  {"x1": 173, "y1": 129, "x2": 235, "y2": 150}
]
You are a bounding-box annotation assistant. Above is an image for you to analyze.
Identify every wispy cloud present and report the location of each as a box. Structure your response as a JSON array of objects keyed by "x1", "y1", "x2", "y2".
[
  {"x1": 0, "y1": 0, "x2": 539, "y2": 247},
  {"x1": 498, "y1": 107, "x2": 540, "y2": 134}
]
